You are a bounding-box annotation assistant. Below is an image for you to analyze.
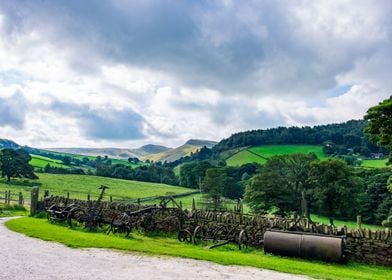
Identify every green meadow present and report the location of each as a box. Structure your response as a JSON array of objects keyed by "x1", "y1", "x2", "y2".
[
  {"x1": 361, "y1": 159, "x2": 389, "y2": 168},
  {"x1": 0, "y1": 174, "x2": 196, "y2": 206},
  {"x1": 226, "y1": 145, "x2": 326, "y2": 166},
  {"x1": 30, "y1": 154, "x2": 69, "y2": 169}
]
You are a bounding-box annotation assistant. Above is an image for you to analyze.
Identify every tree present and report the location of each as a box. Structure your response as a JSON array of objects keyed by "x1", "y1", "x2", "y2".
[
  {"x1": 309, "y1": 159, "x2": 362, "y2": 218},
  {"x1": 0, "y1": 149, "x2": 38, "y2": 182},
  {"x1": 364, "y1": 96, "x2": 392, "y2": 227},
  {"x1": 62, "y1": 156, "x2": 71, "y2": 165},
  {"x1": 364, "y1": 96, "x2": 392, "y2": 163},
  {"x1": 244, "y1": 154, "x2": 317, "y2": 214},
  {"x1": 202, "y1": 168, "x2": 227, "y2": 199}
]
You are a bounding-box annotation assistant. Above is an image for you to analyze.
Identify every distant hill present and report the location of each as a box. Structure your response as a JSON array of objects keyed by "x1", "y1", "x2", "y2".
[
  {"x1": 131, "y1": 144, "x2": 171, "y2": 157},
  {"x1": 46, "y1": 140, "x2": 216, "y2": 162},
  {"x1": 212, "y1": 120, "x2": 386, "y2": 157},
  {"x1": 141, "y1": 139, "x2": 217, "y2": 163},
  {"x1": 0, "y1": 139, "x2": 20, "y2": 149},
  {"x1": 47, "y1": 147, "x2": 141, "y2": 159}
]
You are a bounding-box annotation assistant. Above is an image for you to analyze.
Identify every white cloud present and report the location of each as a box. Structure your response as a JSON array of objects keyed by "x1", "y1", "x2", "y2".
[{"x1": 0, "y1": 1, "x2": 391, "y2": 148}]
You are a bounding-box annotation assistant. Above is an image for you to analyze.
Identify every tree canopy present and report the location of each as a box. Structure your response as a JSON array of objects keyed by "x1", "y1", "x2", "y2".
[
  {"x1": 0, "y1": 149, "x2": 38, "y2": 182},
  {"x1": 244, "y1": 153, "x2": 316, "y2": 215},
  {"x1": 364, "y1": 95, "x2": 392, "y2": 163}
]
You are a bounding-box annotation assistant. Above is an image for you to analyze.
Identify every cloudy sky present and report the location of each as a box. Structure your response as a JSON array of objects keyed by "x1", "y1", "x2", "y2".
[{"x1": 0, "y1": 0, "x2": 391, "y2": 148}]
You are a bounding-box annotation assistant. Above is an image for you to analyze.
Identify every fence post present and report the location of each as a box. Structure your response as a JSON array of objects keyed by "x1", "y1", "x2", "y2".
[
  {"x1": 357, "y1": 215, "x2": 362, "y2": 229},
  {"x1": 110, "y1": 196, "x2": 112, "y2": 203},
  {"x1": 30, "y1": 187, "x2": 39, "y2": 216},
  {"x1": 67, "y1": 192, "x2": 70, "y2": 199},
  {"x1": 192, "y1": 198, "x2": 196, "y2": 211},
  {"x1": 4, "y1": 191, "x2": 8, "y2": 204},
  {"x1": 7, "y1": 190, "x2": 11, "y2": 205},
  {"x1": 87, "y1": 194, "x2": 90, "y2": 201},
  {"x1": 18, "y1": 192, "x2": 23, "y2": 206}
]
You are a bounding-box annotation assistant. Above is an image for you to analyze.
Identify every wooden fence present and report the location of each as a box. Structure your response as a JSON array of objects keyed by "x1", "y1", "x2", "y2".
[{"x1": 0, "y1": 190, "x2": 25, "y2": 206}]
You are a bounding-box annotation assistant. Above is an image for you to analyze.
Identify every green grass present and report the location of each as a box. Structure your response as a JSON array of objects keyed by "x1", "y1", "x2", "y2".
[
  {"x1": 0, "y1": 203, "x2": 28, "y2": 217},
  {"x1": 30, "y1": 154, "x2": 69, "y2": 168},
  {"x1": 226, "y1": 145, "x2": 326, "y2": 166},
  {"x1": 249, "y1": 145, "x2": 327, "y2": 159},
  {"x1": 311, "y1": 214, "x2": 383, "y2": 230},
  {"x1": 34, "y1": 149, "x2": 144, "y2": 168},
  {"x1": 361, "y1": 159, "x2": 389, "y2": 168},
  {"x1": 226, "y1": 150, "x2": 267, "y2": 166},
  {"x1": 0, "y1": 174, "x2": 195, "y2": 202},
  {"x1": 6, "y1": 217, "x2": 391, "y2": 280}
]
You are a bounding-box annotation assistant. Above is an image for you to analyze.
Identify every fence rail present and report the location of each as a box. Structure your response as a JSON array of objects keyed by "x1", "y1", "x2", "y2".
[{"x1": 0, "y1": 190, "x2": 25, "y2": 206}]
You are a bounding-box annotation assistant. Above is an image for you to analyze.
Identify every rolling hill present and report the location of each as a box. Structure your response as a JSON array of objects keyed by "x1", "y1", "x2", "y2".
[
  {"x1": 141, "y1": 139, "x2": 217, "y2": 163},
  {"x1": 226, "y1": 145, "x2": 326, "y2": 166},
  {"x1": 0, "y1": 173, "x2": 201, "y2": 208},
  {"x1": 48, "y1": 139, "x2": 217, "y2": 163}
]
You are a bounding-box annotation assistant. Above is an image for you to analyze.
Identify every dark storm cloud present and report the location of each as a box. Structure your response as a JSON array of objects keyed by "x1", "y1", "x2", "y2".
[
  {"x1": 49, "y1": 102, "x2": 146, "y2": 140},
  {"x1": 3, "y1": 0, "x2": 391, "y2": 96},
  {"x1": 0, "y1": 91, "x2": 27, "y2": 129}
]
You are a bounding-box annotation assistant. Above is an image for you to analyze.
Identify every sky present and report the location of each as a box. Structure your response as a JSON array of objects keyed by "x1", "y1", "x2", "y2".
[{"x1": 0, "y1": 0, "x2": 391, "y2": 148}]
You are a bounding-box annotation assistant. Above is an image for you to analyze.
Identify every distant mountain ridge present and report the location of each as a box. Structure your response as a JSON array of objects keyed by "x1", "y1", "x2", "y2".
[
  {"x1": 0, "y1": 139, "x2": 20, "y2": 149},
  {"x1": 141, "y1": 139, "x2": 217, "y2": 163},
  {"x1": 45, "y1": 139, "x2": 217, "y2": 162}
]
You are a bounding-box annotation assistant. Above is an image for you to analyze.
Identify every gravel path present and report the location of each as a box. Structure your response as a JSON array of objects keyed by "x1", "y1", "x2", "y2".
[{"x1": 0, "y1": 217, "x2": 310, "y2": 280}]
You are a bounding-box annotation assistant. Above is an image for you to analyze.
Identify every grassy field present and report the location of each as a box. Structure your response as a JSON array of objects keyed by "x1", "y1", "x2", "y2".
[
  {"x1": 0, "y1": 203, "x2": 27, "y2": 217},
  {"x1": 310, "y1": 214, "x2": 382, "y2": 230},
  {"x1": 0, "y1": 174, "x2": 195, "y2": 204},
  {"x1": 30, "y1": 154, "x2": 69, "y2": 169},
  {"x1": 226, "y1": 150, "x2": 267, "y2": 166},
  {"x1": 34, "y1": 149, "x2": 143, "y2": 168},
  {"x1": 6, "y1": 217, "x2": 391, "y2": 280},
  {"x1": 226, "y1": 145, "x2": 326, "y2": 166},
  {"x1": 361, "y1": 159, "x2": 389, "y2": 168}
]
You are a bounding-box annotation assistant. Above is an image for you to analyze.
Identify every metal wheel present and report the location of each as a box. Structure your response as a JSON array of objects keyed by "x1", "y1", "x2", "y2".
[
  {"x1": 193, "y1": 225, "x2": 205, "y2": 244},
  {"x1": 67, "y1": 207, "x2": 86, "y2": 228},
  {"x1": 238, "y1": 229, "x2": 249, "y2": 250},
  {"x1": 178, "y1": 229, "x2": 192, "y2": 242}
]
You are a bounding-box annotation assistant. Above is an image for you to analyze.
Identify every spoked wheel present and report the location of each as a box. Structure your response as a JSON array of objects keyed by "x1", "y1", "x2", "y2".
[
  {"x1": 193, "y1": 226, "x2": 205, "y2": 245},
  {"x1": 109, "y1": 213, "x2": 132, "y2": 236},
  {"x1": 178, "y1": 229, "x2": 192, "y2": 242},
  {"x1": 67, "y1": 207, "x2": 86, "y2": 228},
  {"x1": 212, "y1": 225, "x2": 228, "y2": 242},
  {"x1": 238, "y1": 229, "x2": 249, "y2": 250}
]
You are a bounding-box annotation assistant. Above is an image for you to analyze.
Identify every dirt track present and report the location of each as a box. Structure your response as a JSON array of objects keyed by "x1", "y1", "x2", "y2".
[{"x1": 0, "y1": 217, "x2": 309, "y2": 280}]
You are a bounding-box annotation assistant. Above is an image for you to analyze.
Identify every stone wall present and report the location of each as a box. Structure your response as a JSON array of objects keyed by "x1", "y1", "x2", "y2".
[{"x1": 345, "y1": 229, "x2": 392, "y2": 266}]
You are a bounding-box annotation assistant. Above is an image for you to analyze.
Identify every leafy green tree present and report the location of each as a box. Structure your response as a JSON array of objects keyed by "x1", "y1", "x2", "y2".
[
  {"x1": 310, "y1": 159, "x2": 362, "y2": 218},
  {"x1": 244, "y1": 154, "x2": 317, "y2": 214},
  {"x1": 179, "y1": 161, "x2": 212, "y2": 188},
  {"x1": 364, "y1": 96, "x2": 392, "y2": 226},
  {"x1": 62, "y1": 156, "x2": 71, "y2": 165},
  {"x1": 201, "y1": 168, "x2": 227, "y2": 199},
  {"x1": 364, "y1": 96, "x2": 392, "y2": 163},
  {"x1": 0, "y1": 149, "x2": 38, "y2": 182}
]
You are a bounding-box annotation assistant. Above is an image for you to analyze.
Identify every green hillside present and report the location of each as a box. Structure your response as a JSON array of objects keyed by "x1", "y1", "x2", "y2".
[
  {"x1": 226, "y1": 150, "x2": 267, "y2": 166},
  {"x1": 0, "y1": 174, "x2": 195, "y2": 202},
  {"x1": 226, "y1": 145, "x2": 326, "y2": 166},
  {"x1": 30, "y1": 154, "x2": 69, "y2": 169},
  {"x1": 361, "y1": 159, "x2": 389, "y2": 168}
]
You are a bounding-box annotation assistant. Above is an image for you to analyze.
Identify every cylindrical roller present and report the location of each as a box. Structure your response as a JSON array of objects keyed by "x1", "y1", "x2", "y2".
[{"x1": 264, "y1": 230, "x2": 346, "y2": 263}]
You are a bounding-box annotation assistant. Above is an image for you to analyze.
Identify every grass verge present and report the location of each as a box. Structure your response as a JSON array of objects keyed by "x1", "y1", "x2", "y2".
[
  {"x1": 0, "y1": 204, "x2": 27, "y2": 217},
  {"x1": 6, "y1": 217, "x2": 391, "y2": 280}
]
